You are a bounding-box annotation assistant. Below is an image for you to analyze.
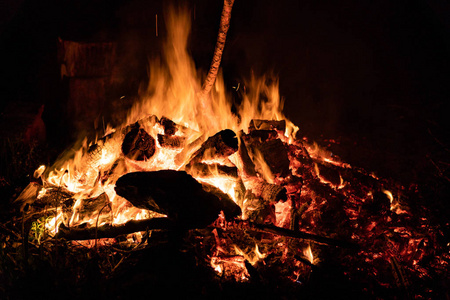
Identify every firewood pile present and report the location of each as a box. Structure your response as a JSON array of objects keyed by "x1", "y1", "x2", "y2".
[{"x1": 4, "y1": 115, "x2": 448, "y2": 299}]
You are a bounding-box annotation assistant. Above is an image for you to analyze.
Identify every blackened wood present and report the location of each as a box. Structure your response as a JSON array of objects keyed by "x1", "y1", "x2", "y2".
[
  {"x1": 87, "y1": 115, "x2": 158, "y2": 166},
  {"x1": 245, "y1": 180, "x2": 287, "y2": 203},
  {"x1": 160, "y1": 116, "x2": 177, "y2": 136},
  {"x1": 188, "y1": 129, "x2": 238, "y2": 163},
  {"x1": 236, "y1": 131, "x2": 257, "y2": 177},
  {"x1": 248, "y1": 129, "x2": 278, "y2": 142},
  {"x1": 233, "y1": 220, "x2": 359, "y2": 249},
  {"x1": 114, "y1": 170, "x2": 241, "y2": 229},
  {"x1": 200, "y1": 183, "x2": 242, "y2": 221},
  {"x1": 121, "y1": 124, "x2": 156, "y2": 161},
  {"x1": 55, "y1": 217, "x2": 174, "y2": 240},
  {"x1": 249, "y1": 119, "x2": 286, "y2": 132},
  {"x1": 157, "y1": 134, "x2": 186, "y2": 149},
  {"x1": 255, "y1": 139, "x2": 290, "y2": 177},
  {"x1": 185, "y1": 162, "x2": 238, "y2": 178}
]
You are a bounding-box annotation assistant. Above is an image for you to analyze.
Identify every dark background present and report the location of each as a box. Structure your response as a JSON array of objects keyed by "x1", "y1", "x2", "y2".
[{"x1": 1, "y1": 0, "x2": 449, "y2": 188}]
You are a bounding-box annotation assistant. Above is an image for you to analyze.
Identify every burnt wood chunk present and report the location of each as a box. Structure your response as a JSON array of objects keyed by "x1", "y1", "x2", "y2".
[
  {"x1": 114, "y1": 170, "x2": 241, "y2": 228},
  {"x1": 249, "y1": 119, "x2": 286, "y2": 132},
  {"x1": 245, "y1": 180, "x2": 287, "y2": 203},
  {"x1": 121, "y1": 124, "x2": 156, "y2": 161},
  {"x1": 256, "y1": 139, "x2": 290, "y2": 177},
  {"x1": 236, "y1": 131, "x2": 257, "y2": 177},
  {"x1": 157, "y1": 134, "x2": 186, "y2": 149},
  {"x1": 160, "y1": 116, "x2": 177, "y2": 136},
  {"x1": 248, "y1": 129, "x2": 278, "y2": 142},
  {"x1": 188, "y1": 129, "x2": 238, "y2": 163},
  {"x1": 185, "y1": 162, "x2": 238, "y2": 178}
]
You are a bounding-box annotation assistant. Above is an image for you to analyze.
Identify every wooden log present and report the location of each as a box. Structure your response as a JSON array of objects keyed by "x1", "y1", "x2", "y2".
[
  {"x1": 242, "y1": 192, "x2": 276, "y2": 224},
  {"x1": 187, "y1": 129, "x2": 238, "y2": 163},
  {"x1": 114, "y1": 170, "x2": 241, "y2": 229},
  {"x1": 245, "y1": 179, "x2": 287, "y2": 203},
  {"x1": 121, "y1": 124, "x2": 156, "y2": 161},
  {"x1": 55, "y1": 217, "x2": 174, "y2": 240},
  {"x1": 185, "y1": 162, "x2": 238, "y2": 178},
  {"x1": 159, "y1": 116, "x2": 177, "y2": 136},
  {"x1": 249, "y1": 119, "x2": 286, "y2": 132},
  {"x1": 157, "y1": 134, "x2": 186, "y2": 149},
  {"x1": 254, "y1": 139, "x2": 290, "y2": 177},
  {"x1": 86, "y1": 115, "x2": 158, "y2": 166},
  {"x1": 247, "y1": 129, "x2": 278, "y2": 142}
]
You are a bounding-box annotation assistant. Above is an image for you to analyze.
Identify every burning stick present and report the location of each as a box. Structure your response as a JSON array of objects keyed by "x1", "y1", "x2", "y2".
[
  {"x1": 186, "y1": 129, "x2": 239, "y2": 164},
  {"x1": 55, "y1": 217, "x2": 174, "y2": 240},
  {"x1": 200, "y1": 0, "x2": 235, "y2": 97},
  {"x1": 231, "y1": 221, "x2": 359, "y2": 249}
]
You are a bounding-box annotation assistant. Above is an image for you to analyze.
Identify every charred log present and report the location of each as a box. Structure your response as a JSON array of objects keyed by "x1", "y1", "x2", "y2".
[
  {"x1": 247, "y1": 129, "x2": 278, "y2": 142},
  {"x1": 157, "y1": 134, "x2": 186, "y2": 149},
  {"x1": 245, "y1": 179, "x2": 287, "y2": 203},
  {"x1": 114, "y1": 170, "x2": 241, "y2": 229},
  {"x1": 254, "y1": 139, "x2": 291, "y2": 177},
  {"x1": 121, "y1": 124, "x2": 156, "y2": 161},
  {"x1": 55, "y1": 217, "x2": 174, "y2": 240},
  {"x1": 159, "y1": 116, "x2": 177, "y2": 136},
  {"x1": 187, "y1": 129, "x2": 238, "y2": 164},
  {"x1": 236, "y1": 131, "x2": 257, "y2": 177},
  {"x1": 185, "y1": 162, "x2": 238, "y2": 178}
]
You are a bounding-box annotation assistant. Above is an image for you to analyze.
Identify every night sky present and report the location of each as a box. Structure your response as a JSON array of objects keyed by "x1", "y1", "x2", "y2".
[{"x1": 1, "y1": 0, "x2": 450, "y2": 183}]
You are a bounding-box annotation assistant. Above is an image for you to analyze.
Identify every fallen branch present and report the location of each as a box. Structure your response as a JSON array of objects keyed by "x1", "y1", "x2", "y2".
[
  {"x1": 55, "y1": 217, "x2": 174, "y2": 241},
  {"x1": 230, "y1": 220, "x2": 358, "y2": 249}
]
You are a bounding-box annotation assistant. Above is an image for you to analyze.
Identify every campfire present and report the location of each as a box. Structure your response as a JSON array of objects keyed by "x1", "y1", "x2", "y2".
[{"x1": 3, "y1": 2, "x2": 448, "y2": 299}]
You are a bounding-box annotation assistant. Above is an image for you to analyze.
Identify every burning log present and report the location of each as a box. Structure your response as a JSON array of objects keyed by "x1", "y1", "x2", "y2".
[
  {"x1": 249, "y1": 119, "x2": 286, "y2": 132},
  {"x1": 121, "y1": 124, "x2": 156, "y2": 161},
  {"x1": 247, "y1": 129, "x2": 278, "y2": 142},
  {"x1": 187, "y1": 129, "x2": 238, "y2": 164},
  {"x1": 157, "y1": 134, "x2": 186, "y2": 149},
  {"x1": 235, "y1": 131, "x2": 257, "y2": 177},
  {"x1": 114, "y1": 170, "x2": 241, "y2": 229},
  {"x1": 253, "y1": 139, "x2": 291, "y2": 177},
  {"x1": 185, "y1": 162, "x2": 238, "y2": 178},
  {"x1": 159, "y1": 116, "x2": 177, "y2": 136},
  {"x1": 245, "y1": 180, "x2": 287, "y2": 204},
  {"x1": 231, "y1": 221, "x2": 358, "y2": 249}
]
